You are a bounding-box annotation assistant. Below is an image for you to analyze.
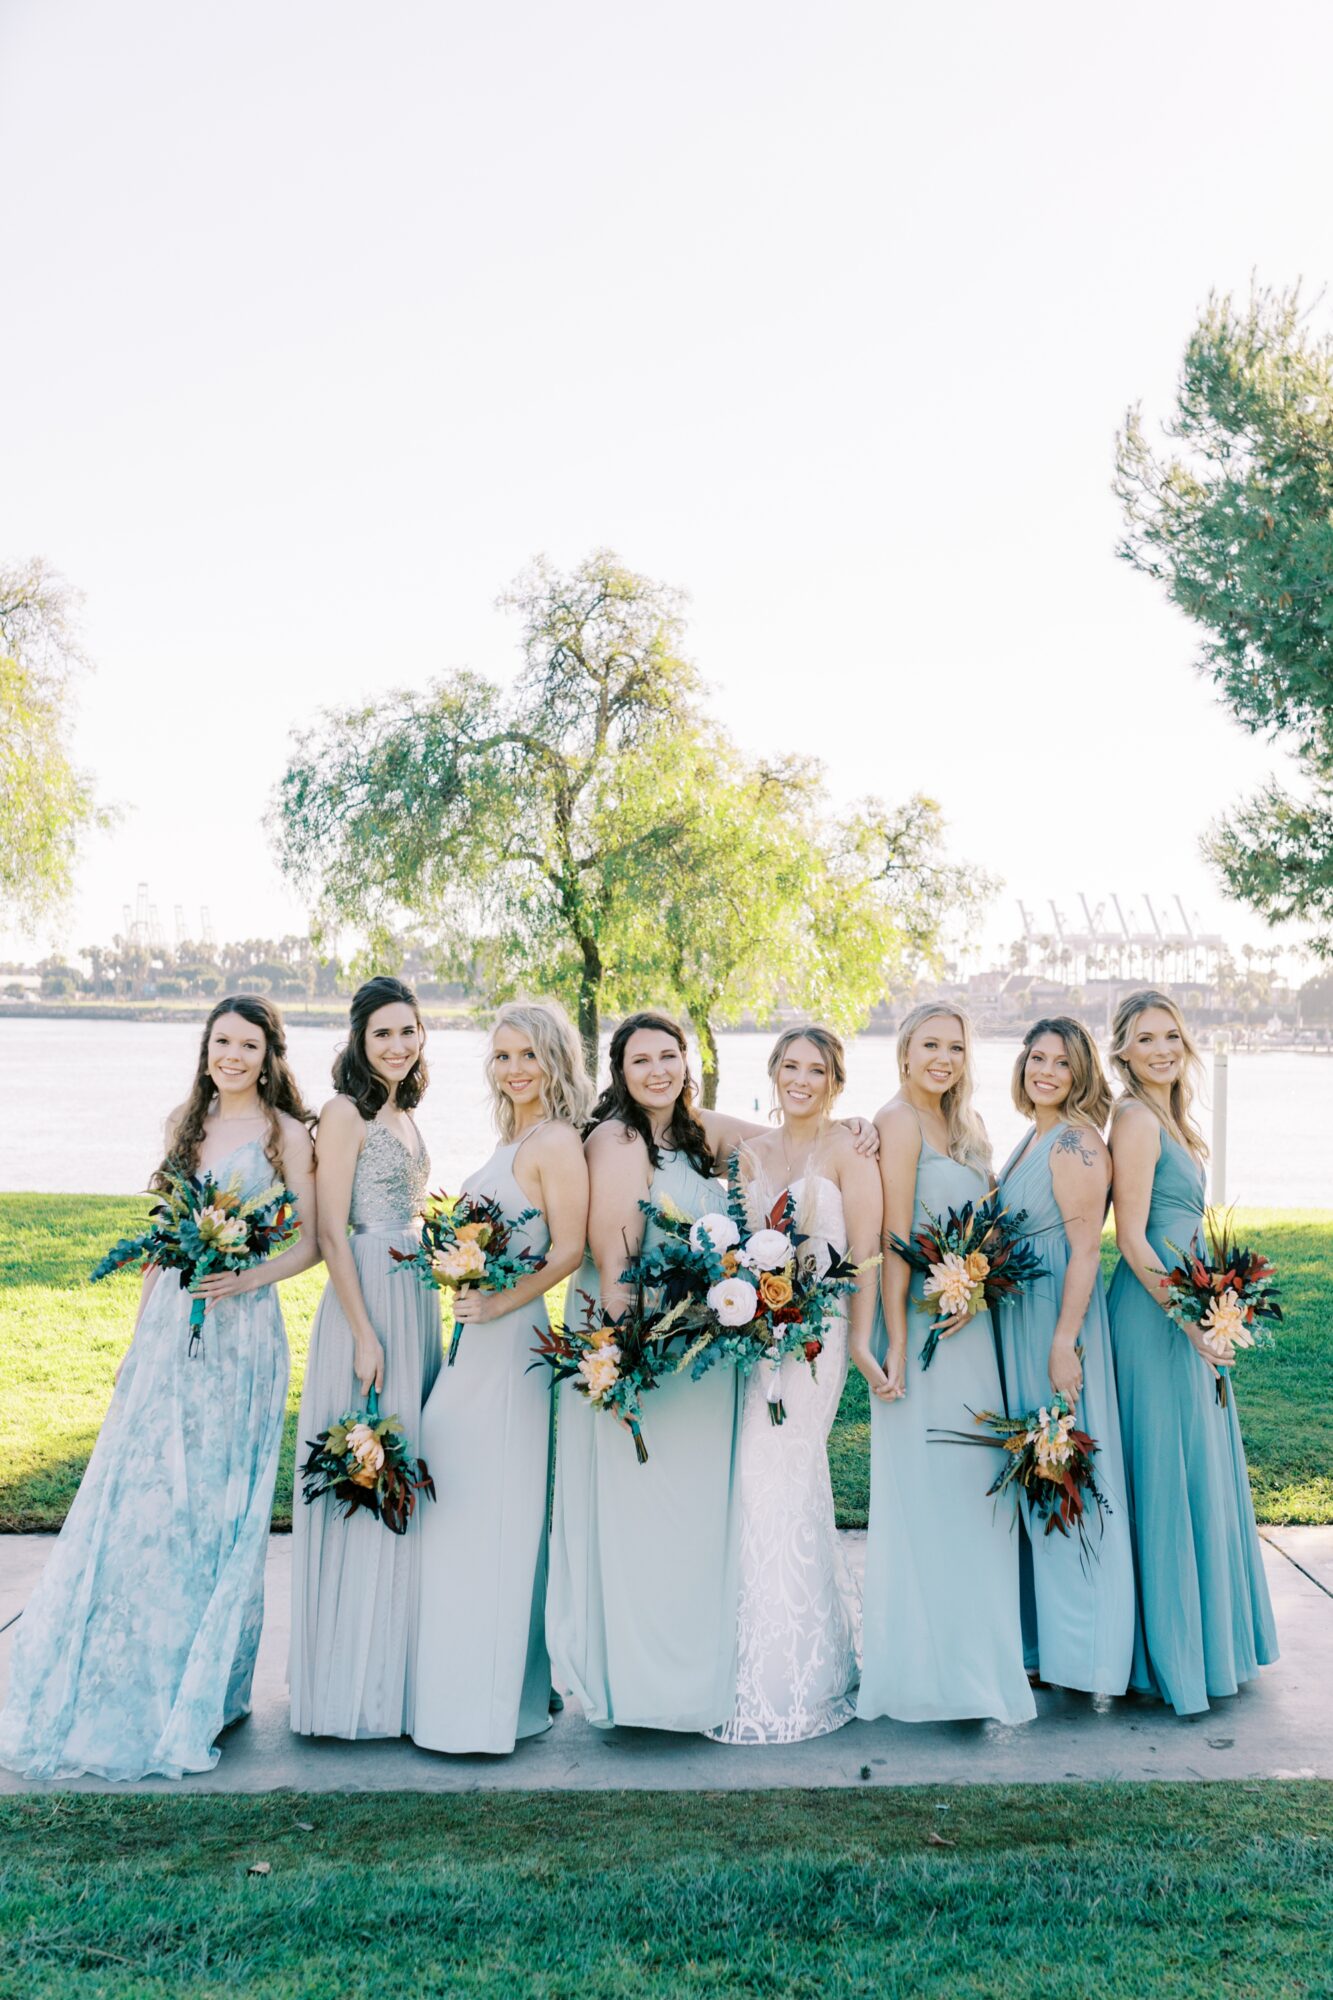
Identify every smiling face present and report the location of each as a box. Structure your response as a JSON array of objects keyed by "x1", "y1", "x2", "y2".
[
  {"x1": 619, "y1": 1027, "x2": 686, "y2": 1113},
  {"x1": 775, "y1": 1036, "x2": 834, "y2": 1119},
  {"x1": 207, "y1": 1011, "x2": 267, "y2": 1102},
  {"x1": 1023, "y1": 1031, "x2": 1073, "y2": 1112},
  {"x1": 363, "y1": 1002, "x2": 423, "y2": 1094},
  {"x1": 490, "y1": 1021, "x2": 547, "y2": 1111},
  {"x1": 903, "y1": 1014, "x2": 966, "y2": 1097},
  {"x1": 1121, "y1": 1005, "x2": 1185, "y2": 1090}
]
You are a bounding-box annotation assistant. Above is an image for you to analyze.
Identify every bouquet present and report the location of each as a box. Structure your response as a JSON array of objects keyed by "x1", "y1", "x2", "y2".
[
  {"x1": 930, "y1": 1394, "x2": 1111, "y2": 1562},
  {"x1": 632, "y1": 1154, "x2": 874, "y2": 1424},
  {"x1": 1158, "y1": 1209, "x2": 1282, "y2": 1407},
  {"x1": 392, "y1": 1189, "x2": 543, "y2": 1366},
  {"x1": 90, "y1": 1166, "x2": 299, "y2": 1356},
  {"x1": 530, "y1": 1281, "x2": 690, "y2": 1464},
  {"x1": 887, "y1": 1190, "x2": 1049, "y2": 1370},
  {"x1": 300, "y1": 1386, "x2": 435, "y2": 1535}
]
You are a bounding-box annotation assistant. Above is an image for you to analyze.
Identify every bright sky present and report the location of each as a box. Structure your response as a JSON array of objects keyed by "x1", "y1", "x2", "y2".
[{"x1": 3, "y1": 0, "x2": 1329, "y2": 973}]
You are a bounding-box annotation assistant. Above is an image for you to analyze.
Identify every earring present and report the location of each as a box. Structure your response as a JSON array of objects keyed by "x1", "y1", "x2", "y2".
[{"x1": 260, "y1": 1072, "x2": 269, "y2": 1087}]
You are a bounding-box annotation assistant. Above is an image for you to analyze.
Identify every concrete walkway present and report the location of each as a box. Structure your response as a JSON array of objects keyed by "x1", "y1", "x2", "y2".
[{"x1": 1, "y1": 1530, "x2": 1329, "y2": 1793}]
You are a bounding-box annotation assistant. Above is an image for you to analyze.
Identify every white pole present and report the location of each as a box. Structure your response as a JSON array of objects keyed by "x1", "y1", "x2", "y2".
[{"x1": 1211, "y1": 1035, "x2": 1229, "y2": 1208}]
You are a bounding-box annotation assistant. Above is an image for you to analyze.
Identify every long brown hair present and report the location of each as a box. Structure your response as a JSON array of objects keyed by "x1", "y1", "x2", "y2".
[
  {"x1": 1012, "y1": 1016, "x2": 1112, "y2": 1131},
  {"x1": 333, "y1": 976, "x2": 429, "y2": 1120},
  {"x1": 154, "y1": 995, "x2": 313, "y2": 1188},
  {"x1": 586, "y1": 1010, "x2": 713, "y2": 1176}
]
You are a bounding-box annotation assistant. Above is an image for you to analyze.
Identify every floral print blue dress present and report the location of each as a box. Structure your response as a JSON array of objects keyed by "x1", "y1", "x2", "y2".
[{"x1": 0, "y1": 1137, "x2": 290, "y2": 1781}]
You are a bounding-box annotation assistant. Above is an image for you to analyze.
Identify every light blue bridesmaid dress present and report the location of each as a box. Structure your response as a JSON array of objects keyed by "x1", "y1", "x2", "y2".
[
  {"x1": 546, "y1": 1146, "x2": 744, "y2": 1731},
  {"x1": 857, "y1": 1130, "x2": 1036, "y2": 1726},
  {"x1": 410, "y1": 1132, "x2": 553, "y2": 1754},
  {"x1": 1107, "y1": 1123, "x2": 1278, "y2": 1715},
  {"x1": 0, "y1": 1138, "x2": 289, "y2": 1781},
  {"x1": 996, "y1": 1124, "x2": 1135, "y2": 1694},
  {"x1": 289, "y1": 1120, "x2": 441, "y2": 1738}
]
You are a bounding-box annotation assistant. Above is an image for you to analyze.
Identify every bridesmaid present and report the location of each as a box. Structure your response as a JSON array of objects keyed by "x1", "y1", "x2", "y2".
[
  {"x1": 0, "y1": 996, "x2": 319, "y2": 1781},
  {"x1": 547, "y1": 1010, "x2": 880, "y2": 1732},
  {"x1": 411, "y1": 1000, "x2": 591, "y2": 1755},
  {"x1": 289, "y1": 976, "x2": 442, "y2": 1740},
  {"x1": 996, "y1": 1016, "x2": 1134, "y2": 1695},
  {"x1": 854, "y1": 1001, "x2": 1035, "y2": 1726},
  {"x1": 1106, "y1": 987, "x2": 1278, "y2": 1715}
]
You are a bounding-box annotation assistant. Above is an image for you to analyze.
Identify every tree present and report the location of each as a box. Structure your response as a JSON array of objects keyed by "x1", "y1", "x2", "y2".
[
  {"x1": 1116, "y1": 286, "x2": 1333, "y2": 951},
  {"x1": 273, "y1": 552, "x2": 703, "y2": 1071},
  {"x1": 0, "y1": 559, "x2": 108, "y2": 929}
]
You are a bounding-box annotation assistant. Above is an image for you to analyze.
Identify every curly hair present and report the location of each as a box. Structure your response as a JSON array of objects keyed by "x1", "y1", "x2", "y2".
[
  {"x1": 332, "y1": 976, "x2": 429, "y2": 1120},
  {"x1": 586, "y1": 1010, "x2": 713, "y2": 1177},
  {"x1": 153, "y1": 995, "x2": 313, "y2": 1189}
]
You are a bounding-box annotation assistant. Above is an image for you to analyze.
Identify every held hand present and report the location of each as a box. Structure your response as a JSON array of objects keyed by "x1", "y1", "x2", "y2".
[
  {"x1": 450, "y1": 1286, "x2": 500, "y2": 1326},
  {"x1": 190, "y1": 1268, "x2": 254, "y2": 1307},
  {"x1": 1048, "y1": 1333, "x2": 1083, "y2": 1405},
  {"x1": 934, "y1": 1306, "x2": 974, "y2": 1340},
  {"x1": 353, "y1": 1333, "x2": 385, "y2": 1396},
  {"x1": 843, "y1": 1116, "x2": 880, "y2": 1159},
  {"x1": 851, "y1": 1337, "x2": 905, "y2": 1402},
  {"x1": 1184, "y1": 1323, "x2": 1233, "y2": 1379}
]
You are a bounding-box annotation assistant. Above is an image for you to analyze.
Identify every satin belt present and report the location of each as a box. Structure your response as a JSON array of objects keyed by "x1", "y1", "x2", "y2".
[{"x1": 350, "y1": 1221, "x2": 421, "y2": 1237}]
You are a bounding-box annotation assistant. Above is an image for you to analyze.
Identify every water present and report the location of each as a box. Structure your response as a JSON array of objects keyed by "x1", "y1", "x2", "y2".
[
  {"x1": 0, "y1": 1016, "x2": 1329, "y2": 1208},
  {"x1": 2, "y1": 1016, "x2": 1328, "y2": 1200}
]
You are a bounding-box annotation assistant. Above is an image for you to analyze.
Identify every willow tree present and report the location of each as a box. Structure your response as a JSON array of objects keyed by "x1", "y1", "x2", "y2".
[
  {"x1": 604, "y1": 747, "x2": 994, "y2": 1104},
  {"x1": 0, "y1": 559, "x2": 107, "y2": 929},
  {"x1": 272, "y1": 551, "x2": 704, "y2": 1070},
  {"x1": 1117, "y1": 286, "x2": 1333, "y2": 950}
]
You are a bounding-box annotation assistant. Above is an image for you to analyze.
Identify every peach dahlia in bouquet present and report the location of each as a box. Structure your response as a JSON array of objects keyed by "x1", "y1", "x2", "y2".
[
  {"x1": 886, "y1": 1190, "x2": 1049, "y2": 1370},
  {"x1": 1158, "y1": 1209, "x2": 1282, "y2": 1407},
  {"x1": 930, "y1": 1393, "x2": 1111, "y2": 1563},
  {"x1": 300, "y1": 1386, "x2": 435, "y2": 1535},
  {"x1": 392, "y1": 1188, "x2": 543, "y2": 1365}
]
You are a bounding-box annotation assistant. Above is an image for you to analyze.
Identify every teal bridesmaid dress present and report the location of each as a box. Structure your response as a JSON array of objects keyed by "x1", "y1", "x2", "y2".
[
  {"x1": 546, "y1": 1147, "x2": 744, "y2": 1731},
  {"x1": 996, "y1": 1125, "x2": 1135, "y2": 1694},
  {"x1": 410, "y1": 1135, "x2": 553, "y2": 1753},
  {"x1": 1107, "y1": 1125, "x2": 1278, "y2": 1715},
  {"x1": 0, "y1": 1138, "x2": 289, "y2": 1781},
  {"x1": 857, "y1": 1136, "x2": 1036, "y2": 1726}
]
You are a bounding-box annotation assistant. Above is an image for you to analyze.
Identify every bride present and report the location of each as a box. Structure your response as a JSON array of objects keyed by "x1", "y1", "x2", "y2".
[{"x1": 706, "y1": 1025, "x2": 882, "y2": 1745}]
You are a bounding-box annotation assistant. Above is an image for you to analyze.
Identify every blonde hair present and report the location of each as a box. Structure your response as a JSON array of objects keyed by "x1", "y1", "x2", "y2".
[
  {"x1": 896, "y1": 1001, "x2": 991, "y2": 1170},
  {"x1": 486, "y1": 999, "x2": 593, "y2": 1141},
  {"x1": 1109, "y1": 988, "x2": 1208, "y2": 1160},
  {"x1": 766, "y1": 1023, "x2": 846, "y2": 1119},
  {"x1": 1012, "y1": 1016, "x2": 1112, "y2": 1131}
]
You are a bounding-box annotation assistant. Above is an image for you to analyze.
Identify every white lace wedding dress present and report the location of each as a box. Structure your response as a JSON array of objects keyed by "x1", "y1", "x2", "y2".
[{"x1": 705, "y1": 1171, "x2": 860, "y2": 1745}]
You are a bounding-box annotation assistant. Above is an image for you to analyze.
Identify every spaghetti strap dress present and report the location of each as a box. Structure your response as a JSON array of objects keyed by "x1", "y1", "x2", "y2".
[
  {"x1": 857, "y1": 1136, "x2": 1036, "y2": 1726},
  {"x1": 411, "y1": 1133, "x2": 554, "y2": 1753},
  {"x1": 995, "y1": 1124, "x2": 1135, "y2": 1694},
  {"x1": 546, "y1": 1146, "x2": 744, "y2": 1731},
  {"x1": 1107, "y1": 1124, "x2": 1277, "y2": 1715}
]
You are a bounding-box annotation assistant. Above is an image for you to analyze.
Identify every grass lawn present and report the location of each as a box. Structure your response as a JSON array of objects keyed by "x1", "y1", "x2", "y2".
[
  {"x1": 1, "y1": 1196, "x2": 1330, "y2": 1532},
  {"x1": 0, "y1": 1784, "x2": 1331, "y2": 1999}
]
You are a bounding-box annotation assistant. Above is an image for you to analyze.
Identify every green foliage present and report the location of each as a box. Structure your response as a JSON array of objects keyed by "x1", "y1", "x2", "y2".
[
  {"x1": 273, "y1": 551, "x2": 702, "y2": 1067},
  {"x1": 1116, "y1": 287, "x2": 1333, "y2": 947},
  {"x1": 1, "y1": 1787, "x2": 1331, "y2": 1998},
  {"x1": 0, "y1": 560, "x2": 109, "y2": 931},
  {"x1": 830, "y1": 1211, "x2": 1333, "y2": 1529},
  {"x1": 3, "y1": 1197, "x2": 1328, "y2": 1531}
]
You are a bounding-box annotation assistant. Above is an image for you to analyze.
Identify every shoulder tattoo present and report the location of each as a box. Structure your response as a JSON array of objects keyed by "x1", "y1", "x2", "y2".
[{"x1": 1054, "y1": 1125, "x2": 1097, "y2": 1166}]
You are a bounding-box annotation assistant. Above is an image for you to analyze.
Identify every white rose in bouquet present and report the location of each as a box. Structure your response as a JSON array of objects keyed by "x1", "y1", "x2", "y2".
[
  {"x1": 689, "y1": 1211, "x2": 740, "y2": 1254},
  {"x1": 740, "y1": 1229, "x2": 793, "y2": 1272},
  {"x1": 707, "y1": 1276, "x2": 759, "y2": 1327}
]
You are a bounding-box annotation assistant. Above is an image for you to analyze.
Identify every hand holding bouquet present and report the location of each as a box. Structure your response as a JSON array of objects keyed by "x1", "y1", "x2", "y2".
[
  {"x1": 90, "y1": 1167, "x2": 299, "y2": 1356},
  {"x1": 530, "y1": 1282, "x2": 690, "y2": 1463},
  {"x1": 887, "y1": 1191, "x2": 1048, "y2": 1370},
  {"x1": 392, "y1": 1189, "x2": 542, "y2": 1366},
  {"x1": 930, "y1": 1393, "x2": 1110, "y2": 1561},
  {"x1": 1159, "y1": 1209, "x2": 1282, "y2": 1406},
  {"x1": 300, "y1": 1386, "x2": 435, "y2": 1534}
]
